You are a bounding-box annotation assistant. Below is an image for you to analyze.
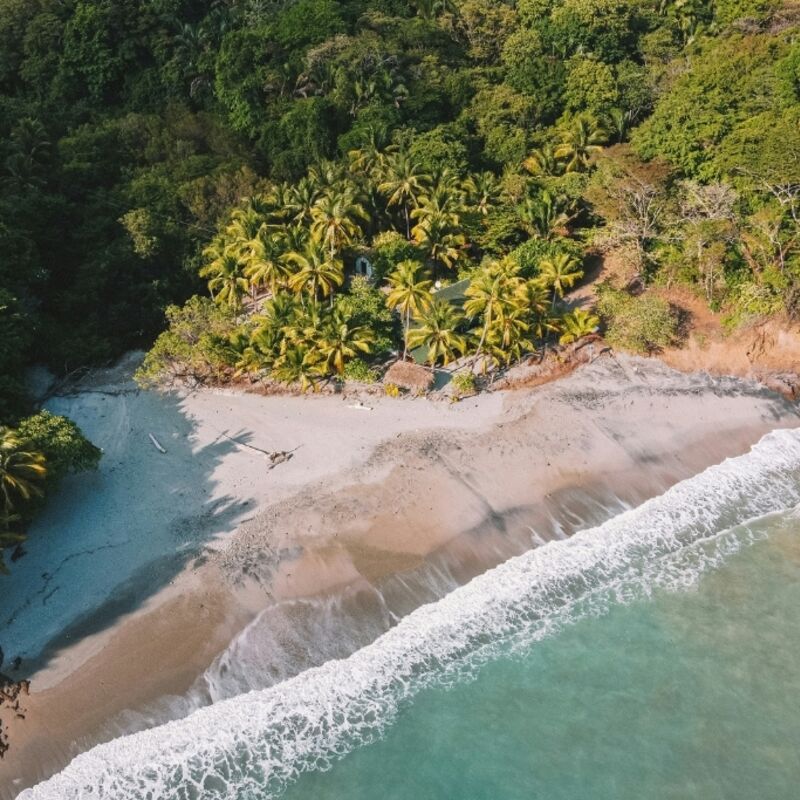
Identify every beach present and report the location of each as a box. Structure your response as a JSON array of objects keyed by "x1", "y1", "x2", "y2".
[{"x1": 1, "y1": 352, "x2": 797, "y2": 796}]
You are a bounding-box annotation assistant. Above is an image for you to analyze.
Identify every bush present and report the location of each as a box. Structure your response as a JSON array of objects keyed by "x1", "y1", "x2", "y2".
[
  {"x1": 17, "y1": 411, "x2": 101, "y2": 485},
  {"x1": 451, "y1": 371, "x2": 477, "y2": 397},
  {"x1": 135, "y1": 297, "x2": 238, "y2": 388},
  {"x1": 344, "y1": 358, "x2": 380, "y2": 384},
  {"x1": 596, "y1": 285, "x2": 678, "y2": 353},
  {"x1": 384, "y1": 382, "x2": 401, "y2": 397}
]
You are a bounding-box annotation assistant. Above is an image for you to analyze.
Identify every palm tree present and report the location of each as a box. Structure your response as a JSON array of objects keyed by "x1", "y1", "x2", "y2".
[
  {"x1": 200, "y1": 242, "x2": 250, "y2": 312},
  {"x1": 558, "y1": 308, "x2": 600, "y2": 345},
  {"x1": 516, "y1": 280, "x2": 559, "y2": 340},
  {"x1": 538, "y1": 253, "x2": 584, "y2": 307},
  {"x1": 286, "y1": 177, "x2": 321, "y2": 226},
  {"x1": 271, "y1": 345, "x2": 326, "y2": 392},
  {"x1": 412, "y1": 211, "x2": 465, "y2": 276},
  {"x1": 407, "y1": 298, "x2": 467, "y2": 366},
  {"x1": 286, "y1": 242, "x2": 344, "y2": 300},
  {"x1": 245, "y1": 229, "x2": 290, "y2": 297},
  {"x1": 310, "y1": 188, "x2": 369, "y2": 258},
  {"x1": 225, "y1": 207, "x2": 263, "y2": 260},
  {"x1": 517, "y1": 190, "x2": 575, "y2": 240},
  {"x1": 523, "y1": 143, "x2": 561, "y2": 178},
  {"x1": 378, "y1": 151, "x2": 431, "y2": 239},
  {"x1": 462, "y1": 172, "x2": 500, "y2": 216},
  {"x1": 485, "y1": 310, "x2": 534, "y2": 367},
  {"x1": 464, "y1": 260, "x2": 522, "y2": 358},
  {"x1": 386, "y1": 260, "x2": 434, "y2": 359},
  {"x1": 0, "y1": 428, "x2": 46, "y2": 512},
  {"x1": 347, "y1": 127, "x2": 389, "y2": 178},
  {"x1": 318, "y1": 309, "x2": 375, "y2": 374},
  {"x1": 554, "y1": 115, "x2": 607, "y2": 173}
]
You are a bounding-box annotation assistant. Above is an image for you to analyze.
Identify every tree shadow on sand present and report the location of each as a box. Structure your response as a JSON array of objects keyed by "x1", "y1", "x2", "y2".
[{"x1": 0, "y1": 388, "x2": 259, "y2": 680}]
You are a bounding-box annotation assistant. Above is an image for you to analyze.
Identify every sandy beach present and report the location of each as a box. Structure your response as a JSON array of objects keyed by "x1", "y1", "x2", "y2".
[{"x1": 1, "y1": 353, "x2": 797, "y2": 797}]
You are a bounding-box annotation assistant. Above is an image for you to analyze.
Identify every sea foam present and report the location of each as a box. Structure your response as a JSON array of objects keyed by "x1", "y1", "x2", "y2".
[{"x1": 19, "y1": 428, "x2": 800, "y2": 800}]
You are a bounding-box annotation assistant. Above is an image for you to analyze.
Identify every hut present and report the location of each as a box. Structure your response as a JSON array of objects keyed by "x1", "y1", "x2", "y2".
[{"x1": 383, "y1": 360, "x2": 434, "y2": 393}]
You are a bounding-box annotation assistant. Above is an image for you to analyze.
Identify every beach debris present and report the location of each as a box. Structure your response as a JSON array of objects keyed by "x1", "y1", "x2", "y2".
[
  {"x1": 0, "y1": 674, "x2": 30, "y2": 759},
  {"x1": 268, "y1": 451, "x2": 294, "y2": 469},
  {"x1": 148, "y1": 433, "x2": 167, "y2": 454},
  {"x1": 348, "y1": 401, "x2": 373, "y2": 411}
]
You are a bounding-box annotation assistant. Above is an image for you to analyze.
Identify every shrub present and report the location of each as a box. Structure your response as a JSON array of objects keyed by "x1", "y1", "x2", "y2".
[
  {"x1": 452, "y1": 371, "x2": 477, "y2": 397},
  {"x1": 135, "y1": 297, "x2": 238, "y2": 388},
  {"x1": 344, "y1": 358, "x2": 379, "y2": 384},
  {"x1": 596, "y1": 284, "x2": 678, "y2": 353},
  {"x1": 384, "y1": 382, "x2": 401, "y2": 397}
]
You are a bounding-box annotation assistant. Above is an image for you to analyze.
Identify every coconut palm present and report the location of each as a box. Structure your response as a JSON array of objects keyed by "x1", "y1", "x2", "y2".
[
  {"x1": 318, "y1": 309, "x2": 375, "y2": 374},
  {"x1": 464, "y1": 260, "x2": 522, "y2": 358},
  {"x1": 347, "y1": 127, "x2": 389, "y2": 178},
  {"x1": 271, "y1": 345, "x2": 326, "y2": 392},
  {"x1": 407, "y1": 298, "x2": 467, "y2": 366},
  {"x1": 286, "y1": 242, "x2": 345, "y2": 300},
  {"x1": 378, "y1": 151, "x2": 431, "y2": 239},
  {"x1": 224, "y1": 207, "x2": 264, "y2": 260},
  {"x1": 245, "y1": 229, "x2": 291, "y2": 297},
  {"x1": 523, "y1": 143, "x2": 561, "y2": 178},
  {"x1": 412, "y1": 212, "x2": 465, "y2": 276},
  {"x1": 462, "y1": 172, "x2": 501, "y2": 216},
  {"x1": 558, "y1": 308, "x2": 600, "y2": 345},
  {"x1": 485, "y1": 310, "x2": 534, "y2": 366},
  {"x1": 554, "y1": 115, "x2": 607, "y2": 173},
  {"x1": 200, "y1": 242, "x2": 250, "y2": 312},
  {"x1": 386, "y1": 260, "x2": 434, "y2": 359},
  {"x1": 0, "y1": 428, "x2": 46, "y2": 512},
  {"x1": 518, "y1": 191, "x2": 573, "y2": 240},
  {"x1": 516, "y1": 280, "x2": 559, "y2": 340},
  {"x1": 310, "y1": 188, "x2": 369, "y2": 258},
  {"x1": 286, "y1": 177, "x2": 321, "y2": 226},
  {"x1": 538, "y1": 253, "x2": 584, "y2": 306}
]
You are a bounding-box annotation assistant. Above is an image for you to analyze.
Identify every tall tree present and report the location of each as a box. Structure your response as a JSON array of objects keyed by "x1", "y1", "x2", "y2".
[
  {"x1": 378, "y1": 151, "x2": 431, "y2": 239},
  {"x1": 407, "y1": 298, "x2": 467, "y2": 366},
  {"x1": 386, "y1": 260, "x2": 434, "y2": 359}
]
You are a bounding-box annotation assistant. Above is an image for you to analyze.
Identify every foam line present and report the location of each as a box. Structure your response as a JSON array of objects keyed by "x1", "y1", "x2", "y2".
[{"x1": 19, "y1": 429, "x2": 800, "y2": 800}]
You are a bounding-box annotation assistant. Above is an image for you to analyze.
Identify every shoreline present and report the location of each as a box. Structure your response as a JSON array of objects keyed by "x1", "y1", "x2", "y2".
[{"x1": 1, "y1": 353, "x2": 798, "y2": 796}]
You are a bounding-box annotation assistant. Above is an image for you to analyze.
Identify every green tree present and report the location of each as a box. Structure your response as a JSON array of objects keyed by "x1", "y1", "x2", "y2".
[
  {"x1": 386, "y1": 260, "x2": 434, "y2": 359},
  {"x1": 310, "y1": 188, "x2": 369, "y2": 257},
  {"x1": 555, "y1": 115, "x2": 607, "y2": 173},
  {"x1": 17, "y1": 412, "x2": 101, "y2": 485},
  {"x1": 407, "y1": 298, "x2": 467, "y2": 366},
  {"x1": 558, "y1": 308, "x2": 600, "y2": 344},
  {"x1": 286, "y1": 242, "x2": 345, "y2": 300},
  {"x1": 378, "y1": 151, "x2": 431, "y2": 239},
  {"x1": 0, "y1": 427, "x2": 46, "y2": 511},
  {"x1": 318, "y1": 308, "x2": 375, "y2": 374},
  {"x1": 539, "y1": 253, "x2": 585, "y2": 306}
]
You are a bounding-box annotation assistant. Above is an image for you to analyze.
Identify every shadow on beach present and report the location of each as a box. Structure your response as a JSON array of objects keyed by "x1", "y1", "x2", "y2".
[{"x1": 0, "y1": 387, "x2": 257, "y2": 681}]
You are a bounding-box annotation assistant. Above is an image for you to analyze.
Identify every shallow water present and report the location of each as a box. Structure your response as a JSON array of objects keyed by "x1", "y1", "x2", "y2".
[
  {"x1": 282, "y1": 511, "x2": 800, "y2": 800},
  {"x1": 18, "y1": 428, "x2": 800, "y2": 800}
]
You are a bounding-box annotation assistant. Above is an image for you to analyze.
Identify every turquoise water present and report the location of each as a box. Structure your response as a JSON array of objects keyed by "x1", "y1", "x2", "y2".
[
  {"x1": 282, "y1": 512, "x2": 800, "y2": 800},
  {"x1": 19, "y1": 429, "x2": 800, "y2": 800}
]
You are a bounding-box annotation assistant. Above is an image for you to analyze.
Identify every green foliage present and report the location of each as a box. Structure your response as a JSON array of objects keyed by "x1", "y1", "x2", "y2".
[
  {"x1": 451, "y1": 371, "x2": 476, "y2": 396},
  {"x1": 596, "y1": 285, "x2": 679, "y2": 353},
  {"x1": 135, "y1": 297, "x2": 239, "y2": 388},
  {"x1": 344, "y1": 358, "x2": 380, "y2": 383},
  {"x1": 17, "y1": 411, "x2": 101, "y2": 485}
]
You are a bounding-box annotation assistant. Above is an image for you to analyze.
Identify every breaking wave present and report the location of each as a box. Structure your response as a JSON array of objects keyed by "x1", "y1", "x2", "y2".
[{"x1": 19, "y1": 428, "x2": 800, "y2": 800}]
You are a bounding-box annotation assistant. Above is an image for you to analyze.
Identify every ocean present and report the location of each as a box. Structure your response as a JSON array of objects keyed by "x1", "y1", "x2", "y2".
[{"x1": 17, "y1": 428, "x2": 800, "y2": 800}]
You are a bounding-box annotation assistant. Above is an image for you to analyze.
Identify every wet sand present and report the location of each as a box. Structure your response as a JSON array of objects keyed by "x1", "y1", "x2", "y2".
[{"x1": 1, "y1": 354, "x2": 798, "y2": 797}]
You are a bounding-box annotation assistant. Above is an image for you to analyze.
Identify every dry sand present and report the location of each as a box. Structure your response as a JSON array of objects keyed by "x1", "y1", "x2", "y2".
[{"x1": 1, "y1": 352, "x2": 798, "y2": 797}]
